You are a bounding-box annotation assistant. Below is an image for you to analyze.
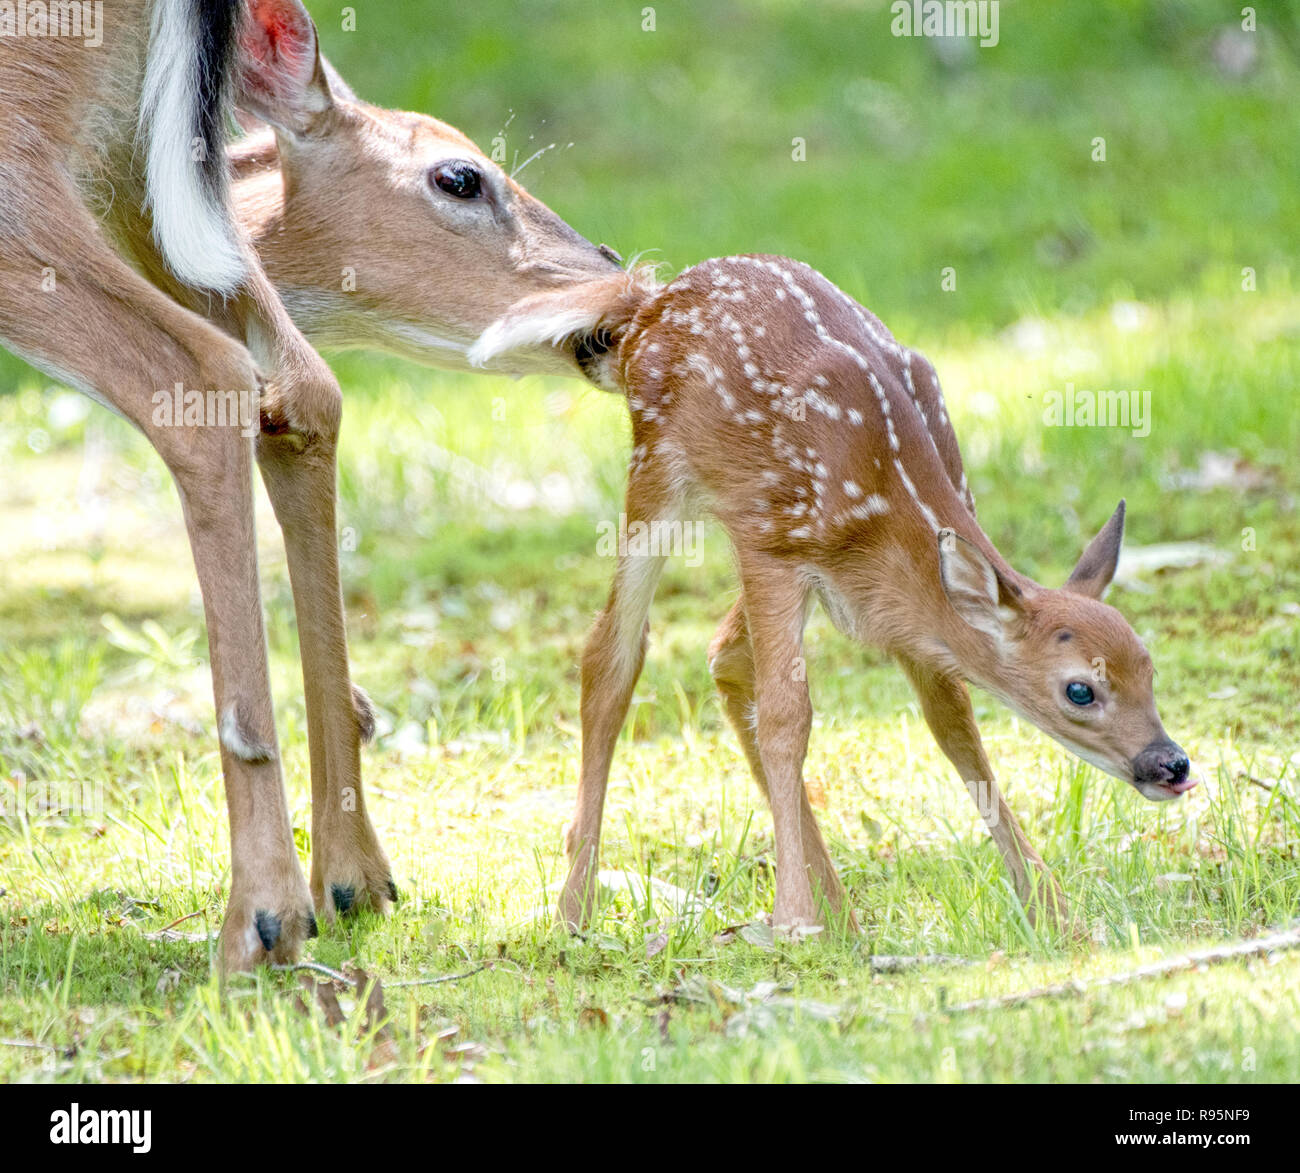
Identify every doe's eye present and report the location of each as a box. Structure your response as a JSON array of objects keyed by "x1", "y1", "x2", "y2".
[
  {"x1": 430, "y1": 161, "x2": 483, "y2": 200},
  {"x1": 1065, "y1": 681, "x2": 1095, "y2": 706}
]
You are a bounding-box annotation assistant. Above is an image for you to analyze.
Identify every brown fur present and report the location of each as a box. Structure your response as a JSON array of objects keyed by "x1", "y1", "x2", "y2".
[
  {"x1": 557, "y1": 255, "x2": 1189, "y2": 935},
  {"x1": 231, "y1": 93, "x2": 622, "y2": 371},
  {"x1": 0, "y1": 2, "x2": 623, "y2": 974}
]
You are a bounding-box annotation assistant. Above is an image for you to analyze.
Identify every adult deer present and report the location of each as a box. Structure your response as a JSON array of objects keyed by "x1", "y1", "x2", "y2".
[
  {"x1": 0, "y1": 0, "x2": 623, "y2": 973},
  {"x1": 475, "y1": 255, "x2": 1194, "y2": 935}
]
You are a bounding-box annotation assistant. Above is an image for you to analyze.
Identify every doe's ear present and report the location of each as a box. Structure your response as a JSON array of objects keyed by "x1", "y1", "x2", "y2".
[
  {"x1": 236, "y1": 0, "x2": 334, "y2": 137},
  {"x1": 1064, "y1": 500, "x2": 1125, "y2": 600},
  {"x1": 937, "y1": 529, "x2": 1026, "y2": 646}
]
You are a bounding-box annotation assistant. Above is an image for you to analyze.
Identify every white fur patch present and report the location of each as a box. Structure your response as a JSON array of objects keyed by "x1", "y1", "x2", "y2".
[
  {"x1": 893, "y1": 458, "x2": 941, "y2": 532},
  {"x1": 607, "y1": 551, "x2": 667, "y2": 678},
  {"x1": 467, "y1": 306, "x2": 602, "y2": 368},
  {"x1": 139, "y1": 0, "x2": 246, "y2": 293},
  {"x1": 219, "y1": 703, "x2": 274, "y2": 764}
]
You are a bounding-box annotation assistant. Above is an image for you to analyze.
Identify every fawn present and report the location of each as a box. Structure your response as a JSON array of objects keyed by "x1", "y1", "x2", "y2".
[
  {"x1": 475, "y1": 254, "x2": 1193, "y2": 934},
  {"x1": 0, "y1": 0, "x2": 622, "y2": 973}
]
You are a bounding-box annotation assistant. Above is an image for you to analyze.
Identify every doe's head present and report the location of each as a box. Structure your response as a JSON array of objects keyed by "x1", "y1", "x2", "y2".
[
  {"x1": 233, "y1": 0, "x2": 624, "y2": 375},
  {"x1": 938, "y1": 501, "x2": 1193, "y2": 801}
]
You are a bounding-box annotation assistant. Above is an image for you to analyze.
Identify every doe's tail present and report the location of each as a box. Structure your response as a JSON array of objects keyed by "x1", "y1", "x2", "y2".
[{"x1": 138, "y1": 0, "x2": 247, "y2": 295}]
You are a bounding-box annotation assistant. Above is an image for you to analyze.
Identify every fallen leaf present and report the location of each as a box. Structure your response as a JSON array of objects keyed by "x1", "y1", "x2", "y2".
[
  {"x1": 353, "y1": 968, "x2": 392, "y2": 1040},
  {"x1": 540, "y1": 871, "x2": 710, "y2": 920},
  {"x1": 1162, "y1": 451, "x2": 1273, "y2": 494},
  {"x1": 589, "y1": 932, "x2": 627, "y2": 954},
  {"x1": 298, "y1": 974, "x2": 345, "y2": 1027}
]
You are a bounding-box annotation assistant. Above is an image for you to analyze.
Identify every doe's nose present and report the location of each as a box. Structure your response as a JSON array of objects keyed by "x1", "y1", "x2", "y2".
[{"x1": 1163, "y1": 752, "x2": 1190, "y2": 784}]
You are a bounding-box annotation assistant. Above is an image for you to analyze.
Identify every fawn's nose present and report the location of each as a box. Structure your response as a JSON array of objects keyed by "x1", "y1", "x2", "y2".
[{"x1": 1132, "y1": 740, "x2": 1195, "y2": 796}]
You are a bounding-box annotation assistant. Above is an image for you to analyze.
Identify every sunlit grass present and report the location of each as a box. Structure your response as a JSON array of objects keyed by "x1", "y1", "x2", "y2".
[
  {"x1": 1, "y1": 283, "x2": 1297, "y2": 1081},
  {"x1": 1, "y1": 0, "x2": 1298, "y2": 1083}
]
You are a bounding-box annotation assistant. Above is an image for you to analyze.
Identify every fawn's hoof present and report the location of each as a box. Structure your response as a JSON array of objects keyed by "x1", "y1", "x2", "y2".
[
  {"x1": 771, "y1": 898, "x2": 821, "y2": 936},
  {"x1": 557, "y1": 863, "x2": 600, "y2": 934},
  {"x1": 1024, "y1": 887, "x2": 1079, "y2": 939}
]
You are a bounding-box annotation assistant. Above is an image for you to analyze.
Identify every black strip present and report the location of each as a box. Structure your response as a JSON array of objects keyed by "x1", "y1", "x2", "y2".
[
  {"x1": 193, "y1": 0, "x2": 243, "y2": 202},
  {"x1": 0, "y1": 1083, "x2": 1292, "y2": 1155}
]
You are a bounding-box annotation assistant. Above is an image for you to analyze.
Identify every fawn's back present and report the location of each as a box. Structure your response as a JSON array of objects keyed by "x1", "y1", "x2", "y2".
[
  {"x1": 615, "y1": 255, "x2": 981, "y2": 565},
  {"x1": 608, "y1": 253, "x2": 1011, "y2": 664}
]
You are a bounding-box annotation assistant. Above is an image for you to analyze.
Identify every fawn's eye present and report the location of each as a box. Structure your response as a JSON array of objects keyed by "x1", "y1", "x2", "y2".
[
  {"x1": 430, "y1": 161, "x2": 483, "y2": 200},
  {"x1": 1065, "y1": 681, "x2": 1095, "y2": 706}
]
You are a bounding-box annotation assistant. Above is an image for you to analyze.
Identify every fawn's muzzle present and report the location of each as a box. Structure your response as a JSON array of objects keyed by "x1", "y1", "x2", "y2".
[{"x1": 1132, "y1": 740, "x2": 1195, "y2": 800}]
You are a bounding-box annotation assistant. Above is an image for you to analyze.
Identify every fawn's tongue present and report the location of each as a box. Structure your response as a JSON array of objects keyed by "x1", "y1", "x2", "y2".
[{"x1": 1168, "y1": 777, "x2": 1198, "y2": 795}]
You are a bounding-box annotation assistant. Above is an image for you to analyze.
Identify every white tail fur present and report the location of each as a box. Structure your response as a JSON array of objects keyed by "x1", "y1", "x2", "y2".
[
  {"x1": 468, "y1": 305, "x2": 607, "y2": 368},
  {"x1": 468, "y1": 267, "x2": 661, "y2": 370},
  {"x1": 139, "y1": 0, "x2": 247, "y2": 293}
]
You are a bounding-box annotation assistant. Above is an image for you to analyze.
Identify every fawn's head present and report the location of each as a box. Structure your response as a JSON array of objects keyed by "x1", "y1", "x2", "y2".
[
  {"x1": 232, "y1": 0, "x2": 622, "y2": 375},
  {"x1": 938, "y1": 502, "x2": 1192, "y2": 801}
]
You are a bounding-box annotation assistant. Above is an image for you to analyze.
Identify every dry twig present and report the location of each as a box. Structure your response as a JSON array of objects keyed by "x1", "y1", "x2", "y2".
[{"x1": 947, "y1": 922, "x2": 1300, "y2": 1013}]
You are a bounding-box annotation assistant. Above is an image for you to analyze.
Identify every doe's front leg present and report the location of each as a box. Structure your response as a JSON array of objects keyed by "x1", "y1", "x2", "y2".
[{"x1": 246, "y1": 285, "x2": 395, "y2": 924}]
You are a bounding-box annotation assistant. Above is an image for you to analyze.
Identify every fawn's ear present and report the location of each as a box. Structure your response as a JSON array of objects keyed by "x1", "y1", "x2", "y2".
[
  {"x1": 938, "y1": 529, "x2": 1026, "y2": 645},
  {"x1": 1064, "y1": 500, "x2": 1125, "y2": 600},
  {"x1": 236, "y1": 0, "x2": 334, "y2": 136}
]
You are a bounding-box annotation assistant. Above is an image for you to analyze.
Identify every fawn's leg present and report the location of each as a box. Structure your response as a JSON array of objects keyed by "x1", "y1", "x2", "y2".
[
  {"x1": 247, "y1": 280, "x2": 394, "y2": 922},
  {"x1": 897, "y1": 657, "x2": 1068, "y2": 931},
  {"x1": 0, "y1": 192, "x2": 313, "y2": 972},
  {"x1": 733, "y1": 551, "x2": 820, "y2": 931},
  {"x1": 708, "y1": 598, "x2": 854, "y2": 923},
  {"x1": 560, "y1": 492, "x2": 670, "y2": 929}
]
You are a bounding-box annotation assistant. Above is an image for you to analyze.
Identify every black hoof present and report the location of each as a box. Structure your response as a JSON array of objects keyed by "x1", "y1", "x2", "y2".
[
  {"x1": 254, "y1": 910, "x2": 281, "y2": 952},
  {"x1": 387, "y1": 878, "x2": 399, "y2": 904},
  {"x1": 306, "y1": 912, "x2": 319, "y2": 939},
  {"x1": 331, "y1": 884, "x2": 356, "y2": 915}
]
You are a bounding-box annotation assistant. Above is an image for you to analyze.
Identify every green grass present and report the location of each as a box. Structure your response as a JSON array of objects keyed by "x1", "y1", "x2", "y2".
[{"x1": 1, "y1": 1, "x2": 1299, "y2": 1083}]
